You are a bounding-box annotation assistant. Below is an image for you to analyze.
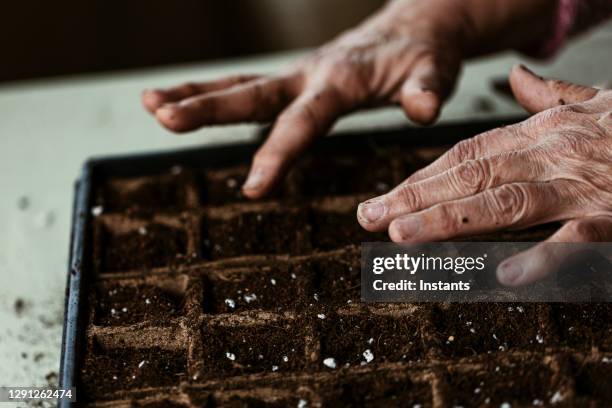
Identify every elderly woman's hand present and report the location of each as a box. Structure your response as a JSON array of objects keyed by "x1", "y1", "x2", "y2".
[
  {"x1": 142, "y1": 0, "x2": 556, "y2": 199},
  {"x1": 358, "y1": 65, "x2": 612, "y2": 285},
  {"x1": 142, "y1": 0, "x2": 468, "y2": 198}
]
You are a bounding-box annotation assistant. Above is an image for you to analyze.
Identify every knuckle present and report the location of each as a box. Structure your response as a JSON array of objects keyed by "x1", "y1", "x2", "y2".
[
  {"x1": 396, "y1": 185, "x2": 422, "y2": 212},
  {"x1": 529, "y1": 105, "x2": 585, "y2": 128},
  {"x1": 452, "y1": 159, "x2": 490, "y2": 194},
  {"x1": 486, "y1": 184, "x2": 528, "y2": 225},
  {"x1": 449, "y1": 139, "x2": 479, "y2": 165}
]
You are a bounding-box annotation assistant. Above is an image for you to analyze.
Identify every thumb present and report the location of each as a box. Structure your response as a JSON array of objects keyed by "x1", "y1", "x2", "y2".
[{"x1": 509, "y1": 64, "x2": 598, "y2": 114}]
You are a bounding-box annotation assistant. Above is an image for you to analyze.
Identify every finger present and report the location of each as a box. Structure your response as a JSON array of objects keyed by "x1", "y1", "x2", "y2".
[
  {"x1": 242, "y1": 87, "x2": 345, "y2": 199},
  {"x1": 497, "y1": 215, "x2": 612, "y2": 286},
  {"x1": 155, "y1": 76, "x2": 298, "y2": 132},
  {"x1": 142, "y1": 74, "x2": 260, "y2": 113},
  {"x1": 388, "y1": 181, "x2": 571, "y2": 243},
  {"x1": 404, "y1": 122, "x2": 534, "y2": 185},
  {"x1": 509, "y1": 64, "x2": 599, "y2": 114},
  {"x1": 400, "y1": 54, "x2": 460, "y2": 125},
  {"x1": 358, "y1": 147, "x2": 547, "y2": 231}
]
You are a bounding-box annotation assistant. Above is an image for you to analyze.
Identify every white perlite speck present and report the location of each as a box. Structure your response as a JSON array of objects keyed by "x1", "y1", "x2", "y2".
[
  {"x1": 317, "y1": 313, "x2": 326, "y2": 320},
  {"x1": 91, "y1": 206, "x2": 103, "y2": 217},
  {"x1": 138, "y1": 226, "x2": 147, "y2": 236},
  {"x1": 367, "y1": 337, "x2": 374, "y2": 345},
  {"x1": 145, "y1": 298, "x2": 151, "y2": 305},
  {"x1": 244, "y1": 294, "x2": 257, "y2": 303},
  {"x1": 536, "y1": 334, "x2": 544, "y2": 344},
  {"x1": 550, "y1": 390, "x2": 564, "y2": 404},
  {"x1": 226, "y1": 178, "x2": 237, "y2": 188},
  {"x1": 363, "y1": 349, "x2": 374, "y2": 363},
  {"x1": 270, "y1": 278, "x2": 277, "y2": 285},
  {"x1": 283, "y1": 355, "x2": 289, "y2": 362},
  {"x1": 225, "y1": 298, "x2": 236, "y2": 309},
  {"x1": 226, "y1": 352, "x2": 236, "y2": 361},
  {"x1": 323, "y1": 358, "x2": 337, "y2": 369},
  {"x1": 138, "y1": 360, "x2": 146, "y2": 368},
  {"x1": 297, "y1": 399, "x2": 308, "y2": 408},
  {"x1": 500, "y1": 403, "x2": 511, "y2": 408},
  {"x1": 272, "y1": 365, "x2": 278, "y2": 372}
]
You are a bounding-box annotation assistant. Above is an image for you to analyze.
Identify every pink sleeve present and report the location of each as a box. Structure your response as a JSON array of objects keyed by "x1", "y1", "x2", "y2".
[{"x1": 539, "y1": 0, "x2": 581, "y2": 57}]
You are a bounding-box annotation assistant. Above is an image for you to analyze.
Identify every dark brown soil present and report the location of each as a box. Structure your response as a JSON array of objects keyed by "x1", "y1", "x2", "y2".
[
  {"x1": 295, "y1": 153, "x2": 396, "y2": 197},
  {"x1": 318, "y1": 309, "x2": 425, "y2": 366},
  {"x1": 553, "y1": 303, "x2": 612, "y2": 352},
  {"x1": 202, "y1": 208, "x2": 310, "y2": 259},
  {"x1": 305, "y1": 252, "x2": 361, "y2": 305},
  {"x1": 432, "y1": 303, "x2": 552, "y2": 358},
  {"x1": 95, "y1": 170, "x2": 193, "y2": 215},
  {"x1": 98, "y1": 222, "x2": 188, "y2": 272},
  {"x1": 78, "y1": 142, "x2": 612, "y2": 406},
  {"x1": 81, "y1": 343, "x2": 187, "y2": 400},
  {"x1": 573, "y1": 360, "x2": 612, "y2": 401},
  {"x1": 199, "y1": 165, "x2": 295, "y2": 205},
  {"x1": 199, "y1": 316, "x2": 308, "y2": 378},
  {"x1": 445, "y1": 357, "x2": 555, "y2": 406},
  {"x1": 309, "y1": 208, "x2": 387, "y2": 251},
  {"x1": 95, "y1": 284, "x2": 184, "y2": 326},
  {"x1": 319, "y1": 370, "x2": 433, "y2": 407},
  {"x1": 204, "y1": 264, "x2": 311, "y2": 313}
]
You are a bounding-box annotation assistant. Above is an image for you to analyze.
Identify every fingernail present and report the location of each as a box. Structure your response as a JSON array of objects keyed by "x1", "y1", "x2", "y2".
[
  {"x1": 358, "y1": 200, "x2": 387, "y2": 223},
  {"x1": 394, "y1": 215, "x2": 421, "y2": 238},
  {"x1": 499, "y1": 261, "x2": 523, "y2": 284},
  {"x1": 243, "y1": 168, "x2": 264, "y2": 191}
]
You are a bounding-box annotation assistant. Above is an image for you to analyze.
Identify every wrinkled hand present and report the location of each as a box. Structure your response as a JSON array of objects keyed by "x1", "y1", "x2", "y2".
[
  {"x1": 357, "y1": 65, "x2": 612, "y2": 285},
  {"x1": 142, "y1": 0, "x2": 468, "y2": 198}
]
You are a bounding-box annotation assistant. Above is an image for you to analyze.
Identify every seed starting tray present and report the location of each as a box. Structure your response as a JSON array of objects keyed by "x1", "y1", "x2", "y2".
[{"x1": 60, "y1": 118, "x2": 612, "y2": 407}]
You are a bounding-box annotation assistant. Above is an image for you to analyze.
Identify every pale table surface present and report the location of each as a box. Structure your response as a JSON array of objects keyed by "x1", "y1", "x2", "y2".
[{"x1": 1, "y1": 23, "x2": 610, "y2": 395}]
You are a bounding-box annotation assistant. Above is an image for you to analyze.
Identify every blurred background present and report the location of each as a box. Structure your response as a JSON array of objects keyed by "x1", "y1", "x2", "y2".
[{"x1": 1, "y1": 0, "x2": 384, "y2": 83}]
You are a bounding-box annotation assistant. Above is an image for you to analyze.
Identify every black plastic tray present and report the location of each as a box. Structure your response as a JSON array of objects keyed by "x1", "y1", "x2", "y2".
[{"x1": 59, "y1": 116, "x2": 525, "y2": 406}]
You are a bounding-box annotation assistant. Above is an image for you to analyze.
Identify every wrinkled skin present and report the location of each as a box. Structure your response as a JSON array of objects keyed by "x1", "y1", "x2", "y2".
[
  {"x1": 357, "y1": 65, "x2": 612, "y2": 286},
  {"x1": 142, "y1": 0, "x2": 471, "y2": 198},
  {"x1": 141, "y1": 0, "x2": 611, "y2": 286}
]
